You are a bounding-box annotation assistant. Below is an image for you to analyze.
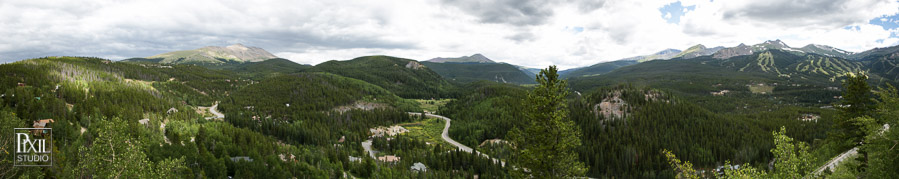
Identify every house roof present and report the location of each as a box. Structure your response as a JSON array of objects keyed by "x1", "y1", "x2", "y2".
[{"x1": 33, "y1": 119, "x2": 54, "y2": 128}]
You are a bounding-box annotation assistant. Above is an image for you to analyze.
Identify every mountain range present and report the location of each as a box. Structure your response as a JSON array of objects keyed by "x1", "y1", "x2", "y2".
[
  {"x1": 6, "y1": 39, "x2": 899, "y2": 178},
  {"x1": 561, "y1": 39, "x2": 867, "y2": 78},
  {"x1": 119, "y1": 40, "x2": 896, "y2": 86}
]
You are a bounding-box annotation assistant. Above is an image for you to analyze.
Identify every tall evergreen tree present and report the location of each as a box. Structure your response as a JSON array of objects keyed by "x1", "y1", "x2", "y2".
[
  {"x1": 508, "y1": 65, "x2": 586, "y2": 178},
  {"x1": 837, "y1": 72, "x2": 876, "y2": 145},
  {"x1": 837, "y1": 72, "x2": 877, "y2": 174},
  {"x1": 839, "y1": 72, "x2": 875, "y2": 119}
]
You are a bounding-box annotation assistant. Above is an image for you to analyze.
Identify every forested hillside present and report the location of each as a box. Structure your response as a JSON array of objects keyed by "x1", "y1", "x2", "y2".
[
  {"x1": 438, "y1": 81, "x2": 530, "y2": 147},
  {"x1": 439, "y1": 80, "x2": 836, "y2": 177},
  {"x1": 421, "y1": 61, "x2": 535, "y2": 84},
  {"x1": 308, "y1": 56, "x2": 458, "y2": 98},
  {"x1": 0, "y1": 57, "x2": 336, "y2": 177},
  {"x1": 561, "y1": 60, "x2": 638, "y2": 78},
  {"x1": 220, "y1": 72, "x2": 420, "y2": 145},
  {"x1": 2, "y1": 45, "x2": 898, "y2": 178}
]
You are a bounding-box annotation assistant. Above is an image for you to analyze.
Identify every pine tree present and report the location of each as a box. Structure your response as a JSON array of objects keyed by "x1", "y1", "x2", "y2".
[
  {"x1": 839, "y1": 72, "x2": 875, "y2": 119},
  {"x1": 508, "y1": 65, "x2": 586, "y2": 178}
]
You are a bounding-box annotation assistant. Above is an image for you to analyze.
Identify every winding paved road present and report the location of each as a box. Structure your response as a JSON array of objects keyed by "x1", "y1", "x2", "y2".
[
  {"x1": 812, "y1": 124, "x2": 890, "y2": 176},
  {"x1": 408, "y1": 112, "x2": 505, "y2": 166},
  {"x1": 408, "y1": 112, "x2": 473, "y2": 152},
  {"x1": 205, "y1": 102, "x2": 224, "y2": 120},
  {"x1": 359, "y1": 112, "x2": 506, "y2": 166}
]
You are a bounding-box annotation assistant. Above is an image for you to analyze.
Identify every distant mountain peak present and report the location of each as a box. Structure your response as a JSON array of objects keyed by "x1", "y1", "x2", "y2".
[
  {"x1": 428, "y1": 54, "x2": 496, "y2": 63},
  {"x1": 799, "y1": 44, "x2": 854, "y2": 58},
  {"x1": 687, "y1": 44, "x2": 707, "y2": 50},
  {"x1": 619, "y1": 49, "x2": 682, "y2": 62},
  {"x1": 147, "y1": 44, "x2": 278, "y2": 64},
  {"x1": 657, "y1": 49, "x2": 681, "y2": 55},
  {"x1": 673, "y1": 44, "x2": 722, "y2": 59},
  {"x1": 760, "y1": 39, "x2": 790, "y2": 49}
]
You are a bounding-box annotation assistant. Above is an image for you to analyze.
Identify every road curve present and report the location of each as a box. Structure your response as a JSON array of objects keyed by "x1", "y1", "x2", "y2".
[
  {"x1": 813, "y1": 147, "x2": 858, "y2": 175},
  {"x1": 408, "y1": 112, "x2": 505, "y2": 166},
  {"x1": 408, "y1": 112, "x2": 473, "y2": 152},
  {"x1": 812, "y1": 124, "x2": 889, "y2": 176},
  {"x1": 205, "y1": 102, "x2": 224, "y2": 120}
]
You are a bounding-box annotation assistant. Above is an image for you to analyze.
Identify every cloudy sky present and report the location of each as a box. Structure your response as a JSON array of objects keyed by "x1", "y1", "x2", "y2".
[{"x1": 1, "y1": 0, "x2": 898, "y2": 69}]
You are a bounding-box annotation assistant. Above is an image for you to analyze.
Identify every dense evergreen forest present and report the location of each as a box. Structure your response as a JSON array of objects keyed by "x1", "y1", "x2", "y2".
[
  {"x1": 1, "y1": 50, "x2": 898, "y2": 178},
  {"x1": 419, "y1": 61, "x2": 536, "y2": 84},
  {"x1": 307, "y1": 56, "x2": 459, "y2": 99}
]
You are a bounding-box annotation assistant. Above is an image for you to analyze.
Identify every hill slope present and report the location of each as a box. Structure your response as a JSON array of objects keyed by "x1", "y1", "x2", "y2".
[
  {"x1": 308, "y1": 55, "x2": 457, "y2": 98},
  {"x1": 850, "y1": 45, "x2": 899, "y2": 80},
  {"x1": 561, "y1": 60, "x2": 638, "y2": 78},
  {"x1": 215, "y1": 58, "x2": 311, "y2": 80},
  {"x1": 421, "y1": 61, "x2": 535, "y2": 84},
  {"x1": 561, "y1": 49, "x2": 682, "y2": 78}
]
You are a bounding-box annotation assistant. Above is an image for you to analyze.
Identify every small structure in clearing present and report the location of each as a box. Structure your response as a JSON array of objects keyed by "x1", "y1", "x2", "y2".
[
  {"x1": 378, "y1": 155, "x2": 401, "y2": 163},
  {"x1": 411, "y1": 162, "x2": 428, "y2": 172},
  {"x1": 370, "y1": 126, "x2": 409, "y2": 137},
  {"x1": 798, "y1": 114, "x2": 820, "y2": 122},
  {"x1": 711, "y1": 90, "x2": 730, "y2": 96}
]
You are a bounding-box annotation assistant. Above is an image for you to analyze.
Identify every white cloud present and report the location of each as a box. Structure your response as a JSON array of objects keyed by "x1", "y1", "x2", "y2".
[{"x1": 0, "y1": 0, "x2": 897, "y2": 69}]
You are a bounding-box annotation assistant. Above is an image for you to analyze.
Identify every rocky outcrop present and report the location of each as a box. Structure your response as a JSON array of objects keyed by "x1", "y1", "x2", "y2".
[{"x1": 405, "y1": 61, "x2": 425, "y2": 69}]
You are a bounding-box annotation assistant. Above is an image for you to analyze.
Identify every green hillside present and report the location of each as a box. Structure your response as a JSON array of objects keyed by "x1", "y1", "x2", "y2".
[
  {"x1": 420, "y1": 61, "x2": 535, "y2": 84},
  {"x1": 561, "y1": 60, "x2": 638, "y2": 78},
  {"x1": 0, "y1": 57, "x2": 337, "y2": 177},
  {"x1": 213, "y1": 58, "x2": 310, "y2": 80},
  {"x1": 850, "y1": 46, "x2": 899, "y2": 81},
  {"x1": 438, "y1": 81, "x2": 836, "y2": 178},
  {"x1": 568, "y1": 51, "x2": 854, "y2": 114},
  {"x1": 220, "y1": 72, "x2": 420, "y2": 145},
  {"x1": 720, "y1": 50, "x2": 864, "y2": 81},
  {"x1": 308, "y1": 55, "x2": 458, "y2": 98}
]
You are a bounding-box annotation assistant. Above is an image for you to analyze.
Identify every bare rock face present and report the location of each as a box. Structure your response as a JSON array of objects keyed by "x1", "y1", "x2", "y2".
[
  {"x1": 594, "y1": 91, "x2": 627, "y2": 120},
  {"x1": 405, "y1": 61, "x2": 425, "y2": 70}
]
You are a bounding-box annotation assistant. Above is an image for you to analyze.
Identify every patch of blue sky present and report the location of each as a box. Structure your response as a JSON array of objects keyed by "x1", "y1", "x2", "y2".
[
  {"x1": 870, "y1": 13, "x2": 899, "y2": 38},
  {"x1": 564, "y1": 26, "x2": 585, "y2": 34},
  {"x1": 869, "y1": 13, "x2": 899, "y2": 30},
  {"x1": 659, "y1": 1, "x2": 695, "y2": 24}
]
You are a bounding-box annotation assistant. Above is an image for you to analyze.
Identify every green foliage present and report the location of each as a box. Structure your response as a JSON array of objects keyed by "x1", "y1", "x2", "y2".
[
  {"x1": 769, "y1": 126, "x2": 815, "y2": 178},
  {"x1": 224, "y1": 72, "x2": 418, "y2": 114},
  {"x1": 308, "y1": 55, "x2": 458, "y2": 98},
  {"x1": 665, "y1": 127, "x2": 815, "y2": 179},
  {"x1": 856, "y1": 83, "x2": 899, "y2": 178},
  {"x1": 662, "y1": 149, "x2": 699, "y2": 179},
  {"x1": 507, "y1": 66, "x2": 586, "y2": 178},
  {"x1": 420, "y1": 61, "x2": 536, "y2": 84},
  {"x1": 75, "y1": 117, "x2": 187, "y2": 178},
  {"x1": 839, "y1": 73, "x2": 875, "y2": 119},
  {"x1": 202, "y1": 58, "x2": 311, "y2": 80},
  {"x1": 439, "y1": 81, "x2": 529, "y2": 147},
  {"x1": 561, "y1": 60, "x2": 637, "y2": 78}
]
